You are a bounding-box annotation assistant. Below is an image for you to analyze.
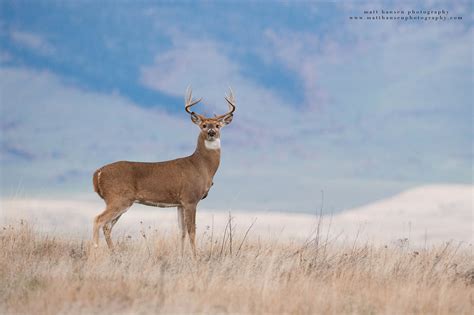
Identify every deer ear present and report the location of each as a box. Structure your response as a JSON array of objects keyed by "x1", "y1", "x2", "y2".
[
  {"x1": 220, "y1": 114, "x2": 233, "y2": 126},
  {"x1": 191, "y1": 113, "x2": 202, "y2": 125}
]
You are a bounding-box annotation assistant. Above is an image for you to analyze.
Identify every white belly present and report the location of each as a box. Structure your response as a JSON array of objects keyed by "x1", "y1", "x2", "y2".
[{"x1": 135, "y1": 200, "x2": 179, "y2": 208}]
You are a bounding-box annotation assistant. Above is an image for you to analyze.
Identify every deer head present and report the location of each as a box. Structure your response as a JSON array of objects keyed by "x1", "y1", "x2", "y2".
[{"x1": 185, "y1": 87, "x2": 235, "y2": 142}]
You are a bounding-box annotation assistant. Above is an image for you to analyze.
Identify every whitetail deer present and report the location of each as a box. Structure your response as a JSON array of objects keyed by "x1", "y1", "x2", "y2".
[{"x1": 92, "y1": 87, "x2": 235, "y2": 256}]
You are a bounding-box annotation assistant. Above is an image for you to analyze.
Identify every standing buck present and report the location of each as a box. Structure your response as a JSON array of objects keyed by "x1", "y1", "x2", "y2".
[{"x1": 92, "y1": 87, "x2": 235, "y2": 256}]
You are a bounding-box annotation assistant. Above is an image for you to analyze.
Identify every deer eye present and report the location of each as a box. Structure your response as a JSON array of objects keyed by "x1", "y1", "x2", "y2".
[
  {"x1": 202, "y1": 124, "x2": 207, "y2": 128},
  {"x1": 216, "y1": 125, "x2": 220, "y2": 129}
]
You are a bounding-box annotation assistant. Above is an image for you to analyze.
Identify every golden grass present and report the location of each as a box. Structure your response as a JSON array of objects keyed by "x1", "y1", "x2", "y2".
[{"x1": 1, "y1": 220, "x2": 472, "y2": 314}]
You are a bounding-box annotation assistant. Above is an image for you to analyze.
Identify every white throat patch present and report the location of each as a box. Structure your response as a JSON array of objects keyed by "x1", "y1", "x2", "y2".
[{"x1": 205, "y1": 139, "x2": 221, "y2": 150}]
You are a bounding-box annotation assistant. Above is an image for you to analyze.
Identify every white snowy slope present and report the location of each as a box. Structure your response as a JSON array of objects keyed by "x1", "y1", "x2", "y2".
[
  {"x1": 1, "y1": 184, "x2": 472, "y2": 246},
  {"x1": 329, "y1": 184, "x2": 473, "y2": 245}
]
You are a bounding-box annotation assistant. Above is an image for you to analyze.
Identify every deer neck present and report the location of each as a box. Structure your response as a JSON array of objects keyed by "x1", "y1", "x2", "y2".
[{"x1": 191, "y1": 133, "x2": 221, "y2": 177}]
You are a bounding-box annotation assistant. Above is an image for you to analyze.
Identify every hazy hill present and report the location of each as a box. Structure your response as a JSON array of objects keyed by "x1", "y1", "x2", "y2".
[{"x1": 1, "y1": 184, "x2": 472, "y2": 246}]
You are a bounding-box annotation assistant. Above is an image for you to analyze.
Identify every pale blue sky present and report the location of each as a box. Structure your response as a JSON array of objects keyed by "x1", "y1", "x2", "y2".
[{"x1": 0, "y1": 1, "x2": 472, "y2": 213}]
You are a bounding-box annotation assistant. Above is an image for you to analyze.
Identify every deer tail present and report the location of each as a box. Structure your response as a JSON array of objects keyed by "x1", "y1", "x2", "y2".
[{"x1": 93, "y1": 168, "x2": 104, "y2": 199}]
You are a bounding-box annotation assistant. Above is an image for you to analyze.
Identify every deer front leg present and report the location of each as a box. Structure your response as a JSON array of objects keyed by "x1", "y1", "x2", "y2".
[
  {"x1": 184, "y1": 204, "x2": 197, "y2": 258},
  {"x1": 177, "y1": 206, "x2": 186, "y2": 256}
]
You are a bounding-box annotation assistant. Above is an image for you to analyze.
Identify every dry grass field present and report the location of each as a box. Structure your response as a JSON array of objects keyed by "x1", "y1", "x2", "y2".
[{"x1": 1, "y1": 220, "x2": 473, "y2": 315}]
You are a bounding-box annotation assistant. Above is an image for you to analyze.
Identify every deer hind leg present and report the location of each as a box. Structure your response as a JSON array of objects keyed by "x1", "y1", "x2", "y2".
[
  {"x1": 184, "y1": 205, "x2": 197, "y2": 258},
  {"x1": 93, "y1": 201, "x2": 131, "y2": 249},
  {"x1": 103, "y1": 214, "x2": 124, "y2": 251},
  {"x1": 102, "y1": 222, "x2": 113, "y2": 250}
]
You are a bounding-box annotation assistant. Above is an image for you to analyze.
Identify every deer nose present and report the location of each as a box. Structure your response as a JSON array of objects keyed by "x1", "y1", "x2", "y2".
[{"x1": 208, "y1": 129, "x2": 216, "y2": 137}]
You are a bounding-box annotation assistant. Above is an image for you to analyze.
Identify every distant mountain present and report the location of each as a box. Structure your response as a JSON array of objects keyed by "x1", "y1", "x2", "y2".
[
  {"x1": 332, "y1": 184, "x2": 473, "y2": 245},
  {"x1": 1, "y1": 184, "x2": 472, "y2": 246}
]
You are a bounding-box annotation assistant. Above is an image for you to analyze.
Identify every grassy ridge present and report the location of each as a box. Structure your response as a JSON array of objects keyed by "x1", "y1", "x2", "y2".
[{"x1": 1, "y1": 221, "x2": 473, "y2": 314}]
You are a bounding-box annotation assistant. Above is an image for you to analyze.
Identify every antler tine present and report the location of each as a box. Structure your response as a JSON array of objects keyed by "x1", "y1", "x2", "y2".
[
  {"x1": 214, "y1": 87, "x2": 236, "y2": 120},
  {"x1": 184, "y1": 86, "x2": 202, "y2": 114},
  {"x1": 219, "y1": 87, "x2": 236, "y2": 117}
]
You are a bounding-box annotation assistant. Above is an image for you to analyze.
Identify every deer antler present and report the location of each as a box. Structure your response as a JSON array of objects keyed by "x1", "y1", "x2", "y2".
[
  {"x1": 184, "y1": 86, "x2": 203, "y2": 115},
  {"x1": 215, "y1": 87, "x2": 236, "y2": 120}
]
